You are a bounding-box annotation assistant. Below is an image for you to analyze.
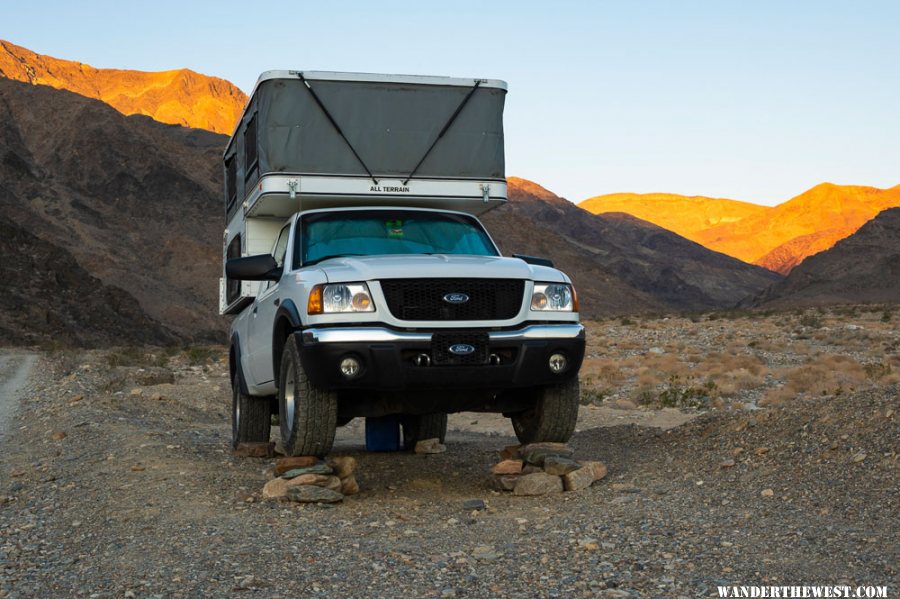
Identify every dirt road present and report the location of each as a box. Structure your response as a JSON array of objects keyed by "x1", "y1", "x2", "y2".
[{"x1": 0, "y1": 351, "x2": 36, "y2": 441}]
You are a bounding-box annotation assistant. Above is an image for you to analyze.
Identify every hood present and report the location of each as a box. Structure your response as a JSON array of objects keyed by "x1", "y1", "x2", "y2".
[{"x1": 313, "y1": 254, "x2": 568, "y2": 283}]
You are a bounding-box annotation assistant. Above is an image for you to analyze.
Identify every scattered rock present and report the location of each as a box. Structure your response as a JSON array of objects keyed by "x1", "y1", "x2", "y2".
[
  {"x1": 285, "y1": 485, "x2": 344, "y2": 504},
  {"x1": 720, "y1": 459, "x2": 736, "y2": 468},
  {"x1": 273, "y1": 456, "x2": 319, "y2": 476},
  {"x1": 329, "y1": 456, "x2": 357, "y2": 478},
  {"x1": 462, "y1": 499, "x2": 486, "y2": 511},
  {"x1": 761, "y1": 488, "x2": 775, "y2": 497},
  {"x1": 613, "y1": 399, "x2": 637, "y2": 410},
  {"x1": 513, "y1": 472, "x2": 564, "y2": 496},
  {"x1": 129, "y1": 388, "x2": 143, "y2": 397},
  {"x1": 49, "y1": 431, "x2": 67, "y2": 441},
  {"x1": 471, "y1": 545, "x2": 502, "y2": 561},
  {"x1": 563, "y1": 466, "x2": 595, "y2": 492},
  {"x1": 543, "y1": 456, "x2": 580, "y2": 476},
  {"x1": 233, "y1": 442, "x2": 276, "y2": 458},
  {"x1": 130, "y1": 464, "x2": 145, "y2": 472},
  {"x1": 340, "y1": 475, "x2": 359, "y2": 496},
  {"x1": 851, "y1": 452, "x2": 867, "y2": 463},
  {"x1": 414, "y1": 438, "x2": 446, "y2": 454},
  {"x1": 648, "y1": 347, "x2": 665, "y2": 354},
  {"x1": 491, "y1": 459, "x2": 523, "y2": 475},
  {"x1": 754, "y1": 447, "x2": 770, "y2": 456},
  {"x1": 279, "y1": 463, "x2": 333, "y2": 478},
  {"x1": 521, "y1": 464, "x2": 543, "y2": 475},
  {"x1": 611, "y1": 483, "x2": 640, "y2": 493}
]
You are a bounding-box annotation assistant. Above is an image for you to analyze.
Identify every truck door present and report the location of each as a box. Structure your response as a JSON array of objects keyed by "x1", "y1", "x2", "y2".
[{"x1": 246, "y1": 222, "x2": 291, "y2": 387}]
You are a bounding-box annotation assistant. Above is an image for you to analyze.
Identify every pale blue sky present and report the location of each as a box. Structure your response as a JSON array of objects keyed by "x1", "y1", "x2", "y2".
[{"x1": 3, "y1": 1, "x2": 899, "y2": 205}]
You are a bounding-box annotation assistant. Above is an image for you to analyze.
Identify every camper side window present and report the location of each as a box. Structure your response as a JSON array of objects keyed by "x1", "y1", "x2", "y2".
[
  {"x1": 225, "y1": 234, "x2": 242, "y2": 304},
  {"x1": 244, "y1": 115, "x2": 258, "y2": 178}
]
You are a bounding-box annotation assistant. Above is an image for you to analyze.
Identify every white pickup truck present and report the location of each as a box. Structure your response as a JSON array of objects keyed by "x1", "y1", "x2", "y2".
[{"x1": 221, "y1": 71, "x2": 585, "y2": 457}]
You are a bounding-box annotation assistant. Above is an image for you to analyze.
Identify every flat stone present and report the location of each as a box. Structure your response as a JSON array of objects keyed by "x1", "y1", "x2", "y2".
[
  {"x1": 520, "y1": 443, "x2": 573, "y2": 466},
  {"x1": 720, "y1": 459, "x2": 736, "y2": 468},
  {"x1": 329, "y1": 456, "x2": 357, "y2": 478},
  {"x1": 234, "y1": 442, "x2": 275, "y2": 458},
  {"x1": 273, "y1": 456, "x2": 318, "y2": 475},
  {"x1": 491, "y1": 459, "x2": 523, "y2": 475},
  {"x1": 513, "y1": 472, "x2": 564, "y2": 496},
  {"x1": 563, "y1": 466, "x2": 595, "y2": 492},
  {"x1": 579, "y1": 460, "x2": 608, "y2": 482},
  {"x1": 761, "y1": 488, "x2": 775, "y2": 497},
  {"x1": 340, "y1": 475, "x2": 359, "y2": 496},
  {"x1": 49, "y1": 431, "x2": 67, "y2": 441},
  {"x1": 280, "y1": 464, "x2": 333, "y2": 478},
  {"x1": 521, "y1": 464, "x2": 543, "y2": 475},
  {"x1": 286, "y1": 485, "x2": 343, "y2": 503},
  {"x1": 414, "y1": 438, "x2": 446, "y2": 454},
  {"x1": 499, "y1": 444, "x2": 523, "y2": 460},
  {"x1": 543, "y1": 456, "x2": 580, "y2": 476},
  {"x1": 462, "y1": 499, "x2": 486, "y2": 511},
  {"x1": 492, "y1": 475, "x2": 520, "y2": 492},
  {"x1": 263, "y1": 474, "x2": 336, "y2": 499}
]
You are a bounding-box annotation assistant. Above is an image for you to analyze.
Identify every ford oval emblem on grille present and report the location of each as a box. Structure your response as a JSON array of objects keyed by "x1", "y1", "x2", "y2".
[
  {"x1": 449, "y1": 343, "x2": 476, "y2": 356},
  {"x1": 443, "y1": 292, "x2": 470, "y2": 304}
]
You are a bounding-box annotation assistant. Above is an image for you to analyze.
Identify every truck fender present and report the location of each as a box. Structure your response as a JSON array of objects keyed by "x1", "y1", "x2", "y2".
[
  {"x1": 229, "y1": 333, "x2": 250, "y2": 395},
  {"x1": 272, "y1": 299, "x2": 303, "y2": 382}
]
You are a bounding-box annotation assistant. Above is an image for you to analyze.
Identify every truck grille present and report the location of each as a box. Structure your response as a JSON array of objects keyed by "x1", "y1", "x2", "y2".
[{"x1": 380, "y1": 279, "x2": 525, "y2": 321}]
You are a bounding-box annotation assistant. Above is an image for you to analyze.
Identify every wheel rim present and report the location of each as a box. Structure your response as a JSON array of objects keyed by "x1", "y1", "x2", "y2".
[{"x1": 283, "y1": 359, "x2": 297, "y2": 437}]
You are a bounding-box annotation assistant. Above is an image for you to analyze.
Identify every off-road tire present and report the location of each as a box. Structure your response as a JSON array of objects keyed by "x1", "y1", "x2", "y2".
[
  {"x1": 231, "y1": 373, "x2": 272, "y2": 449},
  {"x1": 510, "y1": 378, "x2": 579, "y2": 444},
  {"x1": 278, "y1": 336, "x2": 337, "y2": 457},
  {"x1": 401, "y1": 413, "x2": 448, "y2": 450}
]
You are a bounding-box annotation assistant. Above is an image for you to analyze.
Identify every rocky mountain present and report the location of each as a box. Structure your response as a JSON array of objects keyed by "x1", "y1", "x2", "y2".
[
  {"x1": 751, "y1": 208, "x2": 900, "y2": 307},
  {"x1": 579, "y1": 192, "x2": 769, "y2": 240},
  {"x1": 0, "y1": 78, "x2": 226, "y2": 345},
  {"x1": 0, "y1": 40, "x2": 246, "y2": 134},
  {"x1": 580, "y1": 183, "x2": 900, "y2": 275},
  {"x1": 695, "y1": 183, "x2": 900, "y2": 274},
  {"x1": 486, "y1": 178, "x2": 782, "y2": 311}
]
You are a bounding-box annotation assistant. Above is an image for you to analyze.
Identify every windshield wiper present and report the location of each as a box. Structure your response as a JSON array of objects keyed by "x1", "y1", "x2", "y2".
[{"x1": 303, "y1": 253, "x2": 364, "y2": 267}]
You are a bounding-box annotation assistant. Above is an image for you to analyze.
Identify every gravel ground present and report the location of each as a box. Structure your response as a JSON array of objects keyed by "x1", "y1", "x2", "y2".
[{"x1": 1, "y1": 317, "x2": 897, "y2": 598}]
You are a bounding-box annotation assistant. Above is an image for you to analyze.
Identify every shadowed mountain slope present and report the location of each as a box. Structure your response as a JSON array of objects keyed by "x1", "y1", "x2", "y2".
[
  {"x1": 752, "y1": 208, "x2": 900, "y2": 307},
  {"x1": 491, "y1": 178, "x2": 781, "y2": 311},
  {"x1": 0, "y1": 78, "x2": 226, "y2": 343}
]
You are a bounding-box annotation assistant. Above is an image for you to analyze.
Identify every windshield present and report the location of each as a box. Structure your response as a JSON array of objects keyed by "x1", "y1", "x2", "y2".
[{"x1": 297, "y1": 210, "x2": 499, "y2": 265}]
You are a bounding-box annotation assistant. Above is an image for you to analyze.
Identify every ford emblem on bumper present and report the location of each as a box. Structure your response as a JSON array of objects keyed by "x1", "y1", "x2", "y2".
[
  {"x1": 442, "y1": 292, "x2": 470, "y2": 304},
  {"x1": 448, "y1": 343, "x2": 476, "y2": 356}
]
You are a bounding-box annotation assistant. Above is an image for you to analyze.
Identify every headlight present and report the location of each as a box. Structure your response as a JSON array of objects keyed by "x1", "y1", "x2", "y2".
[
  {"x1": 308, "y1": 283, "x2": 375, "y2": 314},
  {"x1": 531, "y1": 283, "x2": 577, "y2": 312}
]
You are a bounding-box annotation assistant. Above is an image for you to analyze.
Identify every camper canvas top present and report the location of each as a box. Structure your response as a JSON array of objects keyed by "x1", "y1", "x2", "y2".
[{"x1": 223, "y1": 70, "x2": 508, "y2": 220}]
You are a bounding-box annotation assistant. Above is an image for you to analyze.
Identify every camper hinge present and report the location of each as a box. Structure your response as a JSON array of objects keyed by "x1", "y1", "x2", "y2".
[
  {"x1": 287, "y1": 178, "x2": 299, "y2": 199},
  {"x1": 480, "y1": 183, "x2": 490, "y2": 203}
]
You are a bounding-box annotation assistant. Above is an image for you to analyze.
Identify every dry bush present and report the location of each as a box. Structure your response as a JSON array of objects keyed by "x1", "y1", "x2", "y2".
[{"x1": 759, "y1": 353, "x2": 868, "y2": 406}]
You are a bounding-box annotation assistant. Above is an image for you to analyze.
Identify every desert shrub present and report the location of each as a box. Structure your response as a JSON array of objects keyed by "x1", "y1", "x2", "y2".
[
  {"x1": 882, "y1": 309, "x2": 893, "y2": 323},
  {"x1": 183, "y1": 346, "x2": 222, "y2": 365},
  {"x1": 619, "y1": 317, "x2": 635, "y2": 326},
  {"x1": 655, "y1": 375, "x2": 716, "y2": 408},
  {"x1": 799, "y1": 313, "x2": 823, "y2": 328},
  {"x1": 106, "y1": 347, "x2": 151, "y2": 368}
]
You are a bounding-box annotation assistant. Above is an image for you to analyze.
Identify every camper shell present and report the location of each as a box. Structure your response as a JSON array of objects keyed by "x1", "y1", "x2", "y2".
[
  {"x1": 221, "y1": 71, "x2": 508, "y2": 314},
  {"x1": 222, "y1": 70, "x2": 584, "y2": 457}
]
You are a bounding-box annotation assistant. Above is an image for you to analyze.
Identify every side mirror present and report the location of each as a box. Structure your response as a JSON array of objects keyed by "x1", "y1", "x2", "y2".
[
  {"x1": 512, "y1": 253, "x2": 555, "y2": 268},
  {"x1": 226, "y1": 254, "x2": 282, "y2": 281}
]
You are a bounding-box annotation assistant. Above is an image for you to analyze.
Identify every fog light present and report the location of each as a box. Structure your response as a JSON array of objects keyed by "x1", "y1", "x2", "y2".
[
  {"x1": 548, "y1": 352, "x2": 568, "y2": 374},
  {"x1": 339, "y1": 356, "x2": 361, "y2": 379}
]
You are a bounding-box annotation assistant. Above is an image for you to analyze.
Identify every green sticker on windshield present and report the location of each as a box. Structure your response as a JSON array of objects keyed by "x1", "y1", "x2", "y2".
[{"x1": 386, "y1": 219, "x2": 404, "y2": 238}]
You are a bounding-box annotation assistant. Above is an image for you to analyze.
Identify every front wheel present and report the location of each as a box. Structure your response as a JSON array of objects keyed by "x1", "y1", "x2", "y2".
[
  {"x1": 231, "y1": 373, "x2": 272, "y2": 449},
  {"x1": 510, "y1": 378, "x2": 579, "y2": 444},
  {"x1": 278, "y1": 336, "x2": 338, "y2": 457}
]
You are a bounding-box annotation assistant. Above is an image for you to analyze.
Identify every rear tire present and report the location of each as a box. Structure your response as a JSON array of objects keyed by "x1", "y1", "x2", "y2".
[
  {"x1": 510, "y1": 378, "x2": 579, "y2": 444},
  {"x1": 402, "y1": 413, "x2": 448, "y2": 450},
  {"x1": 231, "y1": 373, "x2": 272, "y2": 449},
  {"x1": 278, "y1": 336, "x2": 338, "y2": 457}
]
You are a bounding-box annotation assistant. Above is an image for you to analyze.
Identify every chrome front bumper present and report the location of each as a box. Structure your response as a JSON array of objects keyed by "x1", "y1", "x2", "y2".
[{"x1": 300, "y1": 323, "x2": 585, "y2": 345}]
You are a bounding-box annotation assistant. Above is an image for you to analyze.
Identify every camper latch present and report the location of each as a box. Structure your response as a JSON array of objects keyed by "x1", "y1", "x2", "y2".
[
  {"x1": 288, "y1": 179, "x2": 299, "y2": 199},
  {"x1": 480, "y1": 183, "x2": 490, "y2": 203}
]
